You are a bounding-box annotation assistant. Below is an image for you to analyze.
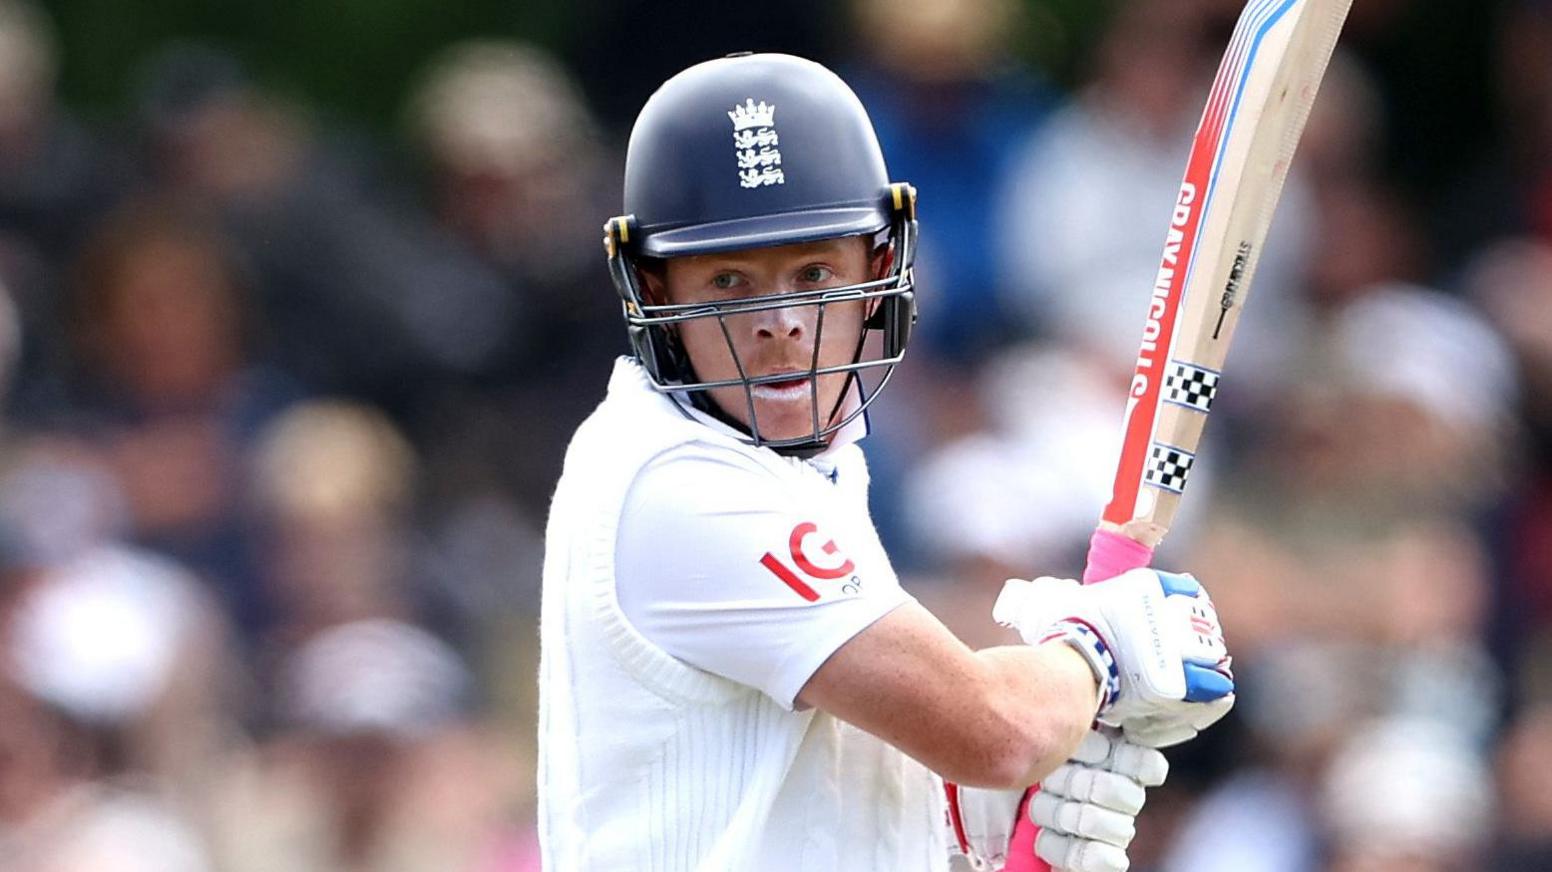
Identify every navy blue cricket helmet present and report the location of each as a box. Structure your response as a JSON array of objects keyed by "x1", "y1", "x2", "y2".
[{"x1": 604, "y1": 52, "x2": 918, "y2": 454}]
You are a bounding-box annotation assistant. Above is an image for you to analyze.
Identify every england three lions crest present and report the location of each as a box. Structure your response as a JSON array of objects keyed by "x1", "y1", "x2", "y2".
[{"x1": 728, "y1": 99, "x2": 784, "y2": 189}]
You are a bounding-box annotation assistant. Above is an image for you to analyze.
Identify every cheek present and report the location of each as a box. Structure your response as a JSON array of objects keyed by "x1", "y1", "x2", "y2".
[
  {"x1": 818, "y1": 302, "x2": 867, "y2": 349},
  {"x1": 675, "y1": 319, "x2": 738, "y2": 373}
]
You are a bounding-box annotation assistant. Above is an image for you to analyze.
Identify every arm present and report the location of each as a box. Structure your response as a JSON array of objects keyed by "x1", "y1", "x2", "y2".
[
  {"x1": 617, "y1": 446, "x2": 1098, "y2": 788},
  {"x1": 797, "y1": 600, "x2": 1099, "y2": 789}
]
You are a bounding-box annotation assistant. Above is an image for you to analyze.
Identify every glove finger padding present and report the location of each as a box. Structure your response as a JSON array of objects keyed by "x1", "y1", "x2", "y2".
[
  {"x1": 1028, "y1": 791, "x2": 1136, "y2": 848},
  {"x1": 1042, "y1": 764, "x2": 1146, "y2": 816},
  {"x1": 1069, "y1": 729, "x2": 1117, "y2": 766},
  {"x1": 1105, "y1": 739, "x2": 1169, "y2": 787},
  {"x1": 1035, "y1": 829, "x2": 1130, "y2": 872},
  {"x1": 1068, "y1": 728, "x2": 1169, "y2": 787}
]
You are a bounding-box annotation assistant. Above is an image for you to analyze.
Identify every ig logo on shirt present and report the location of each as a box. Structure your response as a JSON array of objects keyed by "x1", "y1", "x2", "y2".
[{"x1": 759, "y1": 522, "x2": 861, "y2": 601}]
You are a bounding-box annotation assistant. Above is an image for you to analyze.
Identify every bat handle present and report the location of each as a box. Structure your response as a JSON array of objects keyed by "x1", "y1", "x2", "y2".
[
  {"x1": 1081, "y1": 527, "x2": 1156, "y2": 584},
  {"x1": 999, "y1": 789, "x2": 1047, "y2": 872},
  {"x1": 1002, "y1": 528, "x2": 1157, "y2": 872}
]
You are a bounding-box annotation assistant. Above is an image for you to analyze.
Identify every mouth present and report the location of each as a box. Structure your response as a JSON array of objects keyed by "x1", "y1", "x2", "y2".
[{"x1": 749, "y1": 371, "x2": 815, "y2": 401}]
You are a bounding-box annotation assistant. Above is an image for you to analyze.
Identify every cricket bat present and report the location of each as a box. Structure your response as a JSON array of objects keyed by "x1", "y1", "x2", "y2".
[
  {"x1": 1092, "y1": 0, "x2": 1352, "y2": 559},
  {"x1": 1004, "y1": 1, "x2": 1353, "y2": 869}
]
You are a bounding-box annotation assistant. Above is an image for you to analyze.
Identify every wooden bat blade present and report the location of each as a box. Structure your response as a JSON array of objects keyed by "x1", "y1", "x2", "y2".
[
  {"x1": 1000, "y1": 14, "x2": 1357, "y2": 870},
  {"x1": 1100, "y1": 0, "x2": 1353, "y2": 546}
]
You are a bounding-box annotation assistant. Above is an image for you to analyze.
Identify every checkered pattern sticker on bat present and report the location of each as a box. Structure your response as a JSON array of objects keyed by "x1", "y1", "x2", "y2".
[
  {"x1": 1162, "y1": 361, "x2": 1220, "y2": 414},
  {"x1": 1144, "y1": 444, "x2": 1196, "y2": 494}
]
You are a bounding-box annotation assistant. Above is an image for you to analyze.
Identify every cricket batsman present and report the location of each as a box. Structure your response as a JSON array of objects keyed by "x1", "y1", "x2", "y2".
[{"x1": 538, "y1": 52, "x2": 1235, "y2": 872}]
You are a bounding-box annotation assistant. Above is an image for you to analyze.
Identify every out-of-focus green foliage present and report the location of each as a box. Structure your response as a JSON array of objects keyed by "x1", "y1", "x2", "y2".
[
  {"x1": 36, "y1": 0, "x2": 1121, "y2": 132},
  {"x1": 39, "y1": 0, "x2": 575, "y2": 128}
]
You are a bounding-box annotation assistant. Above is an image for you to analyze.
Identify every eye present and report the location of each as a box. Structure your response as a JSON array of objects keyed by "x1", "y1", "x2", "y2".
[
  {"x1": 710, "y1": 272, "x2": 742, "y2": 291},
  {"x1": 798, "y1": 265, "x2": 833, "y2": 284}
]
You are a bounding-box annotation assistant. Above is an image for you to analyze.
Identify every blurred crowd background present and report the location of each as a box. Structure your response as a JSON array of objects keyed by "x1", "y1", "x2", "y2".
[{"x1": 0, "y1": 0, "x2": 1548, "y2": 870}]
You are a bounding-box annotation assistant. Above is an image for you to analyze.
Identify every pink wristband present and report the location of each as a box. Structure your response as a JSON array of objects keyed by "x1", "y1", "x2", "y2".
[{"x1": 1081, "y1": 528, "x2": 1154, "y2": 584}]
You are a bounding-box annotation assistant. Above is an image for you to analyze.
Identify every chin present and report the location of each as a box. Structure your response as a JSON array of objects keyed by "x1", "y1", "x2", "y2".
[
  {"x1": 706, "y1": 382, "x2": 845, "y2": 443},
  {"x1": 749, "y1": 400, "x2": 841, "y2": 443}
]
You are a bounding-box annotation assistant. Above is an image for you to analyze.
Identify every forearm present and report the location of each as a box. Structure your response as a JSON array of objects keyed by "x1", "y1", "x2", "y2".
[
  {"x1": 973, "y1": 642, "x2": 1099, "y2": 786},
  {"x1": 798, "y1": 603, "x2": 1100, "y2": 790}
]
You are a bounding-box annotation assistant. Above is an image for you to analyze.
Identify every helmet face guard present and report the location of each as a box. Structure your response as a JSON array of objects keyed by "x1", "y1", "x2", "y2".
[
  {"x1": 606, "y1": 186, "x2": 918, "y2": 454},
  {"x1": 605, "y1": 53, "x2": 920, "y2": 455}
]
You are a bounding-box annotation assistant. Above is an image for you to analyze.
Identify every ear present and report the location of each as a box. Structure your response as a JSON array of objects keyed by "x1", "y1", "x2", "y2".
[
  {"x1": 865, "y1": 242, "x2": 896, "y2": 320},
  {"x1": 872, "y1": 242, "x2": 895, "y2": 280},
  {"x1": 636, "y1": 260, "x2": 669, "y2": 305}
]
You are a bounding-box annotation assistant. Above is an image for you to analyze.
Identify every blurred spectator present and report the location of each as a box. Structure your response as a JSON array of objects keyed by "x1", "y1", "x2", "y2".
[
  {"x1": 403, "y1": 40, "x2": 620, "y2": 526},
  {"x1": 0, "y1": 0, "x2": 122, "y2": 404},
  {"x1": 905, "y1": 346, "x2": 1119, "y2": 577},
  {"x1": 1469, "y1": 238, "x2": 1552, "y2": 450},
  {"x1": 244, "y1": 402, "x2": 539, "y2": 870},
  {"x1": 1189, "y1": 283, "x2": 1514, "y2": 657},
  {"x1": 1321, "y1": 285, "x2": 1517, "y2": 512},
  {"x1": 55, "y1": 201, "x2": 302, "y2": 635},
  {"x1": 0, "y1": 272, "x2": 24, "y2": 402},
  {"x1": 134, "y1": 44, "x2": 517, "y2": 404},
  {"x1": 1162, "y1": 649, "x2": 1499, "y2": 872},
  {"x1": 901, "y1": 339, "x2": 1224, "y2": 601},
  {"x1": 1434, "y1": 1, "x2": 1552, "y2": 268},
  {"x1": 1302, "y1": 180, "x2": 1427, "y2": 315},
  {"x1": 0, "y1": 273, "x2": 130, "y2": 577},
  {"x1": 1321, "y1": 718, "x2": 1493, "y2": 872},
  {"x1": 248, "y1": 400, "x2": 424, "y2": 647},
  {"x1": 1295, "y1": 52, "x2": 1432, "y2": 321},
  {"x1": 206, "y1": 619, "x2": 534, "y2": 872},
  {"x1": 902, "y1": 344, "x2": 1160, "y2": 644},
  {"x1": 1466, "y1": 238, "x2": 1552, "y2": 698},
  {"x1": 1292, "y1": 51, "x2": 1389, "y2": 192},
  {"x1": 844, "y1": 0, "x2": 1053, "y2": 363},
  {"x1": 834, "y1": 0, "x2": 1056, "y2": 564},
  {"x1": 995, "y1": 0, "x2": 1314, "y2": 389},
  {"x1": 1160, "y1": 279, "x2": 1514, "y2": 872},
  {"x1": 406, "y1": 40, "x2": 603, "y2": 312},
  {"x1": 1493, "y1": 701, "x2": 1552, "y2": 869},
  {"x1": 0, "y1": 543, "x2": 234, "y2": 872}
]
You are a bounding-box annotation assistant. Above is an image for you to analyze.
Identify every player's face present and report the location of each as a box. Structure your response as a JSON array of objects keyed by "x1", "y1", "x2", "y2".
[{"x1": 655, "y1": 236, "x2": 879, "y2": 443}]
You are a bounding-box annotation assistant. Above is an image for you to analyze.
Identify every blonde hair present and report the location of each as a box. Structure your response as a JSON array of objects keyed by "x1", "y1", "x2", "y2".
[
  {"x1": 406, "y1": 39, "x2": 594, "y2": 177},
  {"x1": 250, "y1": 401, "x2": 417, "y2": 522}
]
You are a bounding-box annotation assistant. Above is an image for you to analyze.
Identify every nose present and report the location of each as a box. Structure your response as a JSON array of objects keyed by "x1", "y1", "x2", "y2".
[{"x1": 753, "y1": 305, "x2": 806, "y2": 341}]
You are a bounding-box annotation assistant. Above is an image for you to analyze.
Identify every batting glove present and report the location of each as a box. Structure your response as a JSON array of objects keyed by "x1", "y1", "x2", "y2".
[
  {"x1": 944, "y1": 782, "x2": 1024, "y2": 871},
  {"x1": 993, "y1": 568, "x2": 1234, "y2": 747},
  {"x1": 1031, "y1": 727, "x2": 1169, "y2": 872}
]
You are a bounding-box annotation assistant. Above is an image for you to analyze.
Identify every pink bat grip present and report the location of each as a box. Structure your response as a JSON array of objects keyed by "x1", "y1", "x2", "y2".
[
  {"x1": 1081, "y1": 528, "x2": 1155, "y2": 584},
  {"x1": 1000, "y1": 788, "x2": 1047, "y2": 872},
  {"x1": 1001, "y1": 529, "x2": 1154, "y2": 871}
]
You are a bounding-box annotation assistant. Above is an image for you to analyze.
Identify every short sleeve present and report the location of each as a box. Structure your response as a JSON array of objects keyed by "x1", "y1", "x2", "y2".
[{"x1": 616, "y1": 443, "x2": 910, "y2": 710}]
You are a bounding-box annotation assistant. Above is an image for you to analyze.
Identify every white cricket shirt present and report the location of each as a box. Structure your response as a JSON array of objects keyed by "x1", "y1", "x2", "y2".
[{"x1": 538, "y1": 358, "x2": 945, "y2": 871}]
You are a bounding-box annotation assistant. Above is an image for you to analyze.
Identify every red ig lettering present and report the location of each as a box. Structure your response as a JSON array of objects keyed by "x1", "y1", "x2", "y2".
[{"x1": 759, "y1": 521, "x2": 856, "y2": 602}]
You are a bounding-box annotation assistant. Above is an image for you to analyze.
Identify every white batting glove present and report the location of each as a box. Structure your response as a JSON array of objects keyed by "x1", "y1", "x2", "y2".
[
  {"x1": 993, "y1": 568, "x2": 1234, "y2": 747},
  {"x1": 944, "y1": 782, "x2": 1024, "y2": 870},
  {"x1": 1031, "y1": 728, "x2": 1169, "y2": 872}
]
